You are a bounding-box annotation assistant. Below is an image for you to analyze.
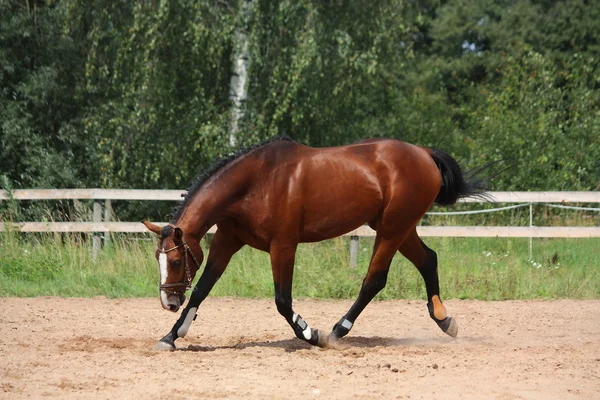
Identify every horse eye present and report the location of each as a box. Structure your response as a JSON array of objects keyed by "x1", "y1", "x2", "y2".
[{"x1": 172, "y1": 260, "x2": 181, "y2": 268}]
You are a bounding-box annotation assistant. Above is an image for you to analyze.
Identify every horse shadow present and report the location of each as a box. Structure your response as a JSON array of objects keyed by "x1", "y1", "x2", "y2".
[
  {"x1": 178, "y1": 334, "x2": 482, "y2": 353},
  {"x1": 180, "y1": 338, "x2": 310, "y2": 353}
]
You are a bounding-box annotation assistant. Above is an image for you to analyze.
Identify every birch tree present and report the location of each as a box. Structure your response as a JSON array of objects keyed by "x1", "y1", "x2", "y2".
[{"x1": 229, "y1": 0, "x2": 253, "y2": 147}]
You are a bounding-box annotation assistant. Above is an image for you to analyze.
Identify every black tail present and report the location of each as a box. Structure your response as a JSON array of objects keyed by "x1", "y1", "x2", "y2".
[{"x1": 428, "y1": 149, "x2": 491, "y2": 206}]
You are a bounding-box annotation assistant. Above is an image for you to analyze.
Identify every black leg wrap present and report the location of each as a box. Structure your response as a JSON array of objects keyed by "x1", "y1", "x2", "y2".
[
  {"x1": 290, "y1": 315, "x2": 324, "y2": 346},
  {"x1": 291, "y1": 314, "x2": 316, "y2": 343},
  {"x1": 331, "y1": 317, "x2": 352, "y2": 339},
  {"x1": 291, "y1": 314, "x2": 308, "y2": 339}
]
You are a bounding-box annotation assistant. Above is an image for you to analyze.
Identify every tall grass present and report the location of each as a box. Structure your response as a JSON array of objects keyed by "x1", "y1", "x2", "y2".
[
  {"x1": 0, "y1": 232, "x2": 156, "y2": 298},
  {"x1": 1, "y1": 231, "x2": 598, "y2": 300}
]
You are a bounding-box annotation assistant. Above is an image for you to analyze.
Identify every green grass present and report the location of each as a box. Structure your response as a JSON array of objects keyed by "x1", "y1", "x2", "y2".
[{"x1": 0, "y1": 232, "x2": 598, "y2": 300}]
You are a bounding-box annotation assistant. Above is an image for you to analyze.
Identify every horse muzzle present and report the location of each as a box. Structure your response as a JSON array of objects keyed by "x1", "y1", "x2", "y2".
[{"x1": 160, "y1": 290, "x2": 186, "y2": 312}]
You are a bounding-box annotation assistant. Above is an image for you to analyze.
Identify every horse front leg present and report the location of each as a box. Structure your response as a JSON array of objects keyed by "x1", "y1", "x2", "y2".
[
  {"x1": 270, "y1": 241, "x2": 328, "y2": 347},
  {"x1": 155, "y1": 230, "x2": 244, "y2": 351}
]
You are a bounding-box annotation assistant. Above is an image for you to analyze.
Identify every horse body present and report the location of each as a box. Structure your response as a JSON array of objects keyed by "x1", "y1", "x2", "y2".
[
  {"x1": 182, "y1": 139, "x2": 440, "y2": 246},
  {"x1": 143, "y1": 137, "x2": 485, "y2": 350}
]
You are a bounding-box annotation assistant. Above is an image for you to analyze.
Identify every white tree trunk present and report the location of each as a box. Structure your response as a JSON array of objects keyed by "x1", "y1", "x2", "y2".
[{"x1": 229, "y1": 0, "x2": 253, "y2": 147}]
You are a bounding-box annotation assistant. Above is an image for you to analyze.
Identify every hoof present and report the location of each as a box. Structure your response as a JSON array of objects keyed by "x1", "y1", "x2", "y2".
[
  {"x1": 307, "y1": 329, "x2": 330, "y2": 348},
  {"x1": 326, "y1": 333, "x2": 345, "y2": 349},
  {"x1": 445, "y1": 317, "x2": 458, "y2": 338},
  {"x1": 327, "y1": 332, "x2": 339, "y2": 344},
  {"x1": 437, "y1": 316, "x2": 458, "y2": 338},
  {"x1": 315, "y1": 329, "x2": 330, "y2": 348},
  {"x1": 153, "y1": 340, "x2": 176, "y2": 351}
]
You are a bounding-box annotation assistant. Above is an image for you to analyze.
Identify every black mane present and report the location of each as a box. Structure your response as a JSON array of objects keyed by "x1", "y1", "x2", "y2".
[{"x1": 170, "y1": 135, "x2": 293, "y2": 223}]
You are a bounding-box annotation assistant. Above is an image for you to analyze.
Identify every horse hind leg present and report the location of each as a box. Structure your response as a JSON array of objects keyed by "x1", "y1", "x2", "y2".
[
  {"x1": 398, "y1": 229, "x2": 458, "y2": 338},
  {"x1": 329, "y1": 234, "x2": 402, "y2": 342}
]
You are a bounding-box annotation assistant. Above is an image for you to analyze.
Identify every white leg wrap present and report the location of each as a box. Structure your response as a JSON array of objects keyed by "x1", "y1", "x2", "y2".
[
  {"x1": 302, "y1": 326, "x2": 312, "y2": 340},
  {"x1": 293, "y1": 313, "x2": 312, "y2": 341},
  {"x1": 177, "y1": 307, "x2": 197, "y2": 338}
]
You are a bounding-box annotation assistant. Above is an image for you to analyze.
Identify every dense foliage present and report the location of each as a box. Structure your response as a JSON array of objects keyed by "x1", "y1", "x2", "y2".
[{"x1": 1, "y1": 0, "x2": 599, "y2": 219}]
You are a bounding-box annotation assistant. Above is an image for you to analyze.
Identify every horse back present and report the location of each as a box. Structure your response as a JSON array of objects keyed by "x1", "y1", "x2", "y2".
[{"x1": 243, "y1": 139, "x2": 440, "y2": 242}]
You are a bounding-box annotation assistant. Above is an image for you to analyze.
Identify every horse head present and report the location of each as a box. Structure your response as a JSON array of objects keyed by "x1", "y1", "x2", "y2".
[{"x1": 142, "y1": 221, "x2": 204, "y2": 312}]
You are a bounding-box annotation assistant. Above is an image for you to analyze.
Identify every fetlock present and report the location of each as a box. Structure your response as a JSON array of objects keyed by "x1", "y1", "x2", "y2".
[{"x1": 331, "y1": 317, "x2": 353, "y2": 339}]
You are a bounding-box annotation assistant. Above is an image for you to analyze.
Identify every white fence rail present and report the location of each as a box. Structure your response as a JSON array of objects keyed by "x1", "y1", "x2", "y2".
[
  {"x1": 2, "y1": 189, "x2": 599, "y2": 262},
  {"x1": 1, "y1": 189, "x2": 599, "y2": 237},
  {"x1": 3, "y1": 222, "x2": 600, "y2": 238},
  {"x1": 2, "y1": 189, "x2": 600, "y2": 203}
]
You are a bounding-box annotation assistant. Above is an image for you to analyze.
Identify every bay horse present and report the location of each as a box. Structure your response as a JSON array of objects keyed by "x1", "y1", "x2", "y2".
[{"x1": 143, "y1": 137, "x2": 486, "y2": 350}]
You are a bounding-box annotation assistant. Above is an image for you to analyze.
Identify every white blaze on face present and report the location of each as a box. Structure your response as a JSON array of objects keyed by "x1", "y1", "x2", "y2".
[
  {"x1": 159, "y1": 249, "x2": 171, "y2": 309},
  {"x1": 159, "y1": 250, "x2": 168, "y2": 285}
]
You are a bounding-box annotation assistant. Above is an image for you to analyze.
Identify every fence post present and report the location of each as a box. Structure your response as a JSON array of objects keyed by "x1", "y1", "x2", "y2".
[
  {"x1": 529, "y1": 203, "x2": 533, "y2": 260},
  {"x1": 349, "y1": 235, "x2": 359, "y2": 268},
  {"x1": 104, "y1": 199, "x2": 112, "y2": 249},
  {"x1": 92, "y1": 200, "x2": 102, "y2": 260}
]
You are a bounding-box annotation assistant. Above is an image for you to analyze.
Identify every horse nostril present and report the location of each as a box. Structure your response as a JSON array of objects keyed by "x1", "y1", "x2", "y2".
[{"x1": 169, "y1": 304, "x2": 177, "y2": 312}]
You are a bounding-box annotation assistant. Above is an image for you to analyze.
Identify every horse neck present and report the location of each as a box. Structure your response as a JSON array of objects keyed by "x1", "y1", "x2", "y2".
[{"x1": 175, "y1": 159, "x2": 251, "y2": 237}]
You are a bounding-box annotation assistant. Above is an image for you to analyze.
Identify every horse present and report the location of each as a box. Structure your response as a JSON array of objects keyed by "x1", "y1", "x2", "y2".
[{"x1": 142, "y1": 137, "x2": 486, "y2": 350}]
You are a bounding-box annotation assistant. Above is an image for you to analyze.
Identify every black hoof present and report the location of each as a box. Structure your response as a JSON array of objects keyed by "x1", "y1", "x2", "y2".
[
  {"x1": 430, "y1": 315, "x2": 458, "y2": 338},
  {"x1": 308, "y1": 329, "x2": 329, "y2": 348},
  {"x1": 427, "y1": 302, "x2": 458, "y2": 338},
  {"x1": 154, "y1": 341, "x2": 176, "y2": 351},
  {"x1": 437, "y1": 316, "x2": 458, "y2": 338},
  {"x1": 154, "y1": 332, "x2": 177, "y2": 351}
]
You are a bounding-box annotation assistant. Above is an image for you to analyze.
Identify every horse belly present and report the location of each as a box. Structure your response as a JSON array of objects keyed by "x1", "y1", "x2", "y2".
[{"x1": 299, "y1": 184, "x2": 382, "y2": 242}]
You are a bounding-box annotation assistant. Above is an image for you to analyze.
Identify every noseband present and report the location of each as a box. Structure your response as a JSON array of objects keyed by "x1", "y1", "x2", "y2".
[{"x1": 158, "y1": 242, "x2": 200, "y2": 295}]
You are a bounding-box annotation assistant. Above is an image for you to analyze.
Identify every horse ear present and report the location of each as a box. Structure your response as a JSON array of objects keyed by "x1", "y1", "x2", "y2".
[
  {"x1": 142, "y1": 220, "x2": 162, "y2": 235},
  {"x1": 173, "y1": 227, "x2": 183, "y2": 242}
]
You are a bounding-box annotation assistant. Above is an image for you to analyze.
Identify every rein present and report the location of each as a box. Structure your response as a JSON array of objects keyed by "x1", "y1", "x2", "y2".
[{"x1": 158, "y1": 242, "x2": 200, "y2": 295}]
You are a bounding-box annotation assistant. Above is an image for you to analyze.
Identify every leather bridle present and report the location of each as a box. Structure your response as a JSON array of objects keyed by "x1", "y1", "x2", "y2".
[{"x1": 158, "y1": 242, "x2": 200, "y2": 295}]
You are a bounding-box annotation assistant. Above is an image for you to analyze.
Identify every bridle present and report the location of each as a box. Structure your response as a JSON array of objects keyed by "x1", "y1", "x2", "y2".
[{"x1": 158, "y1": 242, "x2": 200, "y2": 295}]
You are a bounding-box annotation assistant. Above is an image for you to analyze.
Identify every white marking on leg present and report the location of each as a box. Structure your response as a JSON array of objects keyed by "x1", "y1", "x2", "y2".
[
  {"x1": 341, "y1": 319, "x2": 353, "y2": 330},
  {"x1": 177, "y1": 307, "x2": 198, "y2": 338},
  {"x1": 292, "y1": 313, "x2": 299, "y2": 323}
]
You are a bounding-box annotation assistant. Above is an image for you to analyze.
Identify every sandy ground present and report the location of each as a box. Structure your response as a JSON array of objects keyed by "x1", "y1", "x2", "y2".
[{"x1": 1, "y1": 297, "x2": 599, "y2": 399}]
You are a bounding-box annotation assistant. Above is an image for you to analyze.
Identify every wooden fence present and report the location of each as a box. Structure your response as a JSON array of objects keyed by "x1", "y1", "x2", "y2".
[{"x1": 1, "y1": 189, "x2": 599, "y2": 263}]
